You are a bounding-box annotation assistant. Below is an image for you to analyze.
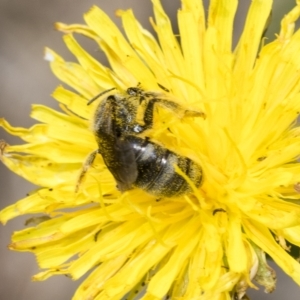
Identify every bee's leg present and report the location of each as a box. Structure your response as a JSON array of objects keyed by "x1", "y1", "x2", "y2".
[
  {"x1": 76, "y1": 150, "x2": 98, "y2": 192},
  {"x1": 141, "y1": 98, "x2": 206, "y2": 130}
]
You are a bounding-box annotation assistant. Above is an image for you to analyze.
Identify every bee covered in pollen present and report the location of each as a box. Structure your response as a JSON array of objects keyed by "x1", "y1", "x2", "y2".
[{"x1": 78, "y1": 86, "x2": 205, "y2": 198}]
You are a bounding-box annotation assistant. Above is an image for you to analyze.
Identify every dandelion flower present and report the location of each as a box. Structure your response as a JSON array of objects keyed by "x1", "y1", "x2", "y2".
[{"x1": 2, "y1": 0, "x2": 300, "y2": 299}]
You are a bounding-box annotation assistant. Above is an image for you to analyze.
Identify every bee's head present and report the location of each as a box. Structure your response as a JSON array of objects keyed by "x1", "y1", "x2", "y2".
[{"x1": 127, "y1": 87, "x2": 143, "y2": 96}]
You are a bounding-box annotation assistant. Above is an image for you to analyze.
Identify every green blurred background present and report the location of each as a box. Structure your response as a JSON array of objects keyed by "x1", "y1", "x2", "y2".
[{"x1": 0, "y1": 0, "x2": 299, "y2": 299}]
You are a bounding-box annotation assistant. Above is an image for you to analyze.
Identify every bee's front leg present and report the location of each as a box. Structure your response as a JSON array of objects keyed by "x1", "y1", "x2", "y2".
[
  {"x1": 76, "y1": 149, "x2": 98, "y2": 192},
  {"x1": 140, "y1": 98, "x2": 206, "y2": 132}
]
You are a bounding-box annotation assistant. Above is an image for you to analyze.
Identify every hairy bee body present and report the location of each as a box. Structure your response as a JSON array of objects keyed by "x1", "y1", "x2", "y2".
[
  {"x1": 79, "y1": 87, "x2": 204, "y2": 197},
  {"x1": 126, "y1": 135, "x2": 202, "y2": 197}
]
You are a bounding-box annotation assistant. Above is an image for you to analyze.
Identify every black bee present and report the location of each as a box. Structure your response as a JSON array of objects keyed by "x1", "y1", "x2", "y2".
[{"x1": 78, "y1": 86, "x2": 204, "y2": 197}]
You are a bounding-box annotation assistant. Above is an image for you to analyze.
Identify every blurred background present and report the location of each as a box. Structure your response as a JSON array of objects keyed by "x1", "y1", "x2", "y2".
[{"x1": 0, "y1": 0, "x2": 299, "y2": 299}]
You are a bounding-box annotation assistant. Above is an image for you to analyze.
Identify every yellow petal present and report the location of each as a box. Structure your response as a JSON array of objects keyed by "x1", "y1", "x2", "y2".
[
  {"x1": 244, "y1": 219, "x2": 300, "y2": 285},
  {"x1": 178, "y1": 0, "x2": 206, "y2": 96},
  {"x1": 84, "y1": 6, "x2": 156, "y2": 88},
  {"x1": 44, "y1": 48, "x2": 100, "y2": 98},
  {"x1": 234, "y1": 0, "x2": 272, "y2": 87}
]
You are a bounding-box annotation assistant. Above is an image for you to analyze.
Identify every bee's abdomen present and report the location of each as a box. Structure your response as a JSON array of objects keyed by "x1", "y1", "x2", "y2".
[{"x1": 127, "y1": 136, "x2": 202, "y2": 197}]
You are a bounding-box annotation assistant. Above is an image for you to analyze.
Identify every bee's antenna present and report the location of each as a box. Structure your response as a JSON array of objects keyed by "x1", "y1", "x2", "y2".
[
  {"x1": 157, "y1": 83, "x2": 170, "y2": 92},
  {"x1": 87, "y1": 88, "x2": 116, "y2": 105}
]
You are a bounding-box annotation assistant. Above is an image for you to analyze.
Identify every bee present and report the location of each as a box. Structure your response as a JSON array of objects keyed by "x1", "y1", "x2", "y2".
[{"x1": 78, "y1": 86, "x2": 205, "y2": 197}]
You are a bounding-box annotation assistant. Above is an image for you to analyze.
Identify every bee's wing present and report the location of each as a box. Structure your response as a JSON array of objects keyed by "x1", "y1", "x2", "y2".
[{"x1": 104, "y1": 138, "x2": 138, "y2": 192}]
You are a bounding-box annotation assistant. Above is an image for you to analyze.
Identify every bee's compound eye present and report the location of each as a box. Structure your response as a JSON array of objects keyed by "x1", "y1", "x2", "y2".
[
  {"x1": 127, "y1": 87, "x2": 140, "y2": 96},
  {"x1": 127, "y1": 88, "x2": 135, "y2": 95}
]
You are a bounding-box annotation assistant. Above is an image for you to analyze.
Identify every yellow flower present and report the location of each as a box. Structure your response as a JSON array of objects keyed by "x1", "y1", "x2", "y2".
[{"x1": 2, "y1": 0, "x2": 300, "y2": 299}]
